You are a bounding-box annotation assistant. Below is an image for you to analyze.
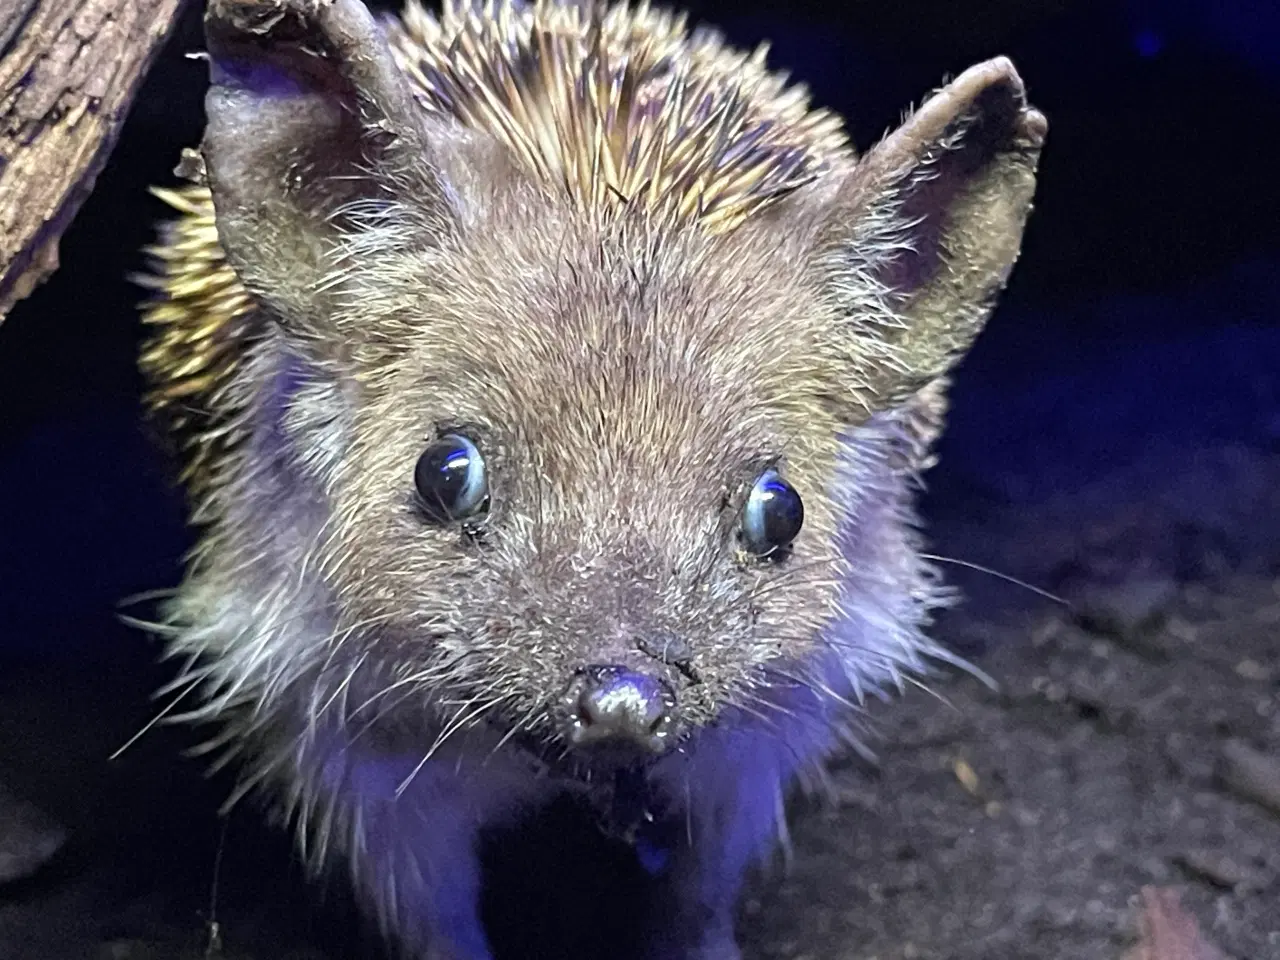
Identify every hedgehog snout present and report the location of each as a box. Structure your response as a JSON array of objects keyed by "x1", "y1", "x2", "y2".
[{"x1": 559, "y1": 666, "x2": 680, "y2": 755}]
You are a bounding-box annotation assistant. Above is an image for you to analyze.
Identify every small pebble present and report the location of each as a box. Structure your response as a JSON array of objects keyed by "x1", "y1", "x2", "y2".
[
  {"x1": 1073, "y1": 576, "x2": 1177, "y2": 639},
  {"x1": 1234, "y1": 659, "x2": 1271, "y2": 682},
  {"x1": 1217, "y1": 739, "x2": 1280, "y2": 818},
  {"x1": 952, "y1": 758, "x2": 980, "y2": 797},
  {"x1": 0, "y1": 780, "x2": 67, "y2": 885},
  {"x1": 1174, "y1": 849, "x2": 1269, "y2": 893}
]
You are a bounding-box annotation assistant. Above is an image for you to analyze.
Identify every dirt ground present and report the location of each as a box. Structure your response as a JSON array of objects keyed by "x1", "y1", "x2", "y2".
[
  {"x1": 2, "y1": 438, "x2": 1279, "y2": 960},
  {"x1": 740, "y1": 449, "x2": 1280, "y2": 960}
]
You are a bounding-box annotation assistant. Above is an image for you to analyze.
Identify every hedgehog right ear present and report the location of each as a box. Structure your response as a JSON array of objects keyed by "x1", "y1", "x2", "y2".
[
  {"x1": 200, "y1": 0, "x2": 454, "y2": 331},
  {"x1": 807, "y1": 57, "x2": 1046, "y2": 417}
]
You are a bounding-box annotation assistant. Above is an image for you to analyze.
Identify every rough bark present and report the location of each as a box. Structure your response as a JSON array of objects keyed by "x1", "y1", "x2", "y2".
[{"x1": 0, "y1": 0, "x2": 189, "y2": 323}]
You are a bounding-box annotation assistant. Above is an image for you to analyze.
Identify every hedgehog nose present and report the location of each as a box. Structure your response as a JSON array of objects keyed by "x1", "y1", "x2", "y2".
[{"x1": 566, "y1": 666, "x2": 675, "y2": 753}]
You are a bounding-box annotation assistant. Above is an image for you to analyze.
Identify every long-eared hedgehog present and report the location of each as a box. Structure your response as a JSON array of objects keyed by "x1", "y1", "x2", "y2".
[{"x1": 135, "y1": 1, "x2": 1046, "y2": 957}]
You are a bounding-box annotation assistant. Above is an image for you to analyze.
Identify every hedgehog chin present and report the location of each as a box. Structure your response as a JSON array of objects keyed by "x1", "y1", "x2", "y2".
[
  {"x1": 501, "y1": 721, "x2": 682, "y2": 781},
  {"x1": 564, "y1": 733, "x2": 678, "y2": 768}
]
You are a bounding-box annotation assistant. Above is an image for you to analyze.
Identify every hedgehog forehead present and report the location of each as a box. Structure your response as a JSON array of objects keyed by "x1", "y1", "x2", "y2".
[
  {"x1": 353, "y1": 210, "x2": 826, "y2": 502},
  {"x1": 410, "y1": 207, "x2": 816, "y2": 394}
]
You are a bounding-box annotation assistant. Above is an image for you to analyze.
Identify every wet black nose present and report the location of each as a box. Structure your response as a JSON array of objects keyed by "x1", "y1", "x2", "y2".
[{"x1": 565, "y1": 666, "x2": 675, "y2": 753}]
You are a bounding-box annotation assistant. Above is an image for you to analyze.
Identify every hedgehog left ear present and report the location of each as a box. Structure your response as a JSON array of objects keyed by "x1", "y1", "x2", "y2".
[
  {"x1": 810, "y1": 58, "x2": 1047, "y2": 416},
  {"x1": 200, "y1": 0, "x2": 456, "y2": 335}
]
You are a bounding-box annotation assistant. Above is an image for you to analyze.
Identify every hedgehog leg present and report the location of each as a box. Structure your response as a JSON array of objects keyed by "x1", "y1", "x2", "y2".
[
  {"x1": 343, "y1": 771, "x2": 493, "y2": 959},
  {"x1": 644, "y1": 748, "x2": 793, "y2": 958},
  {"x1": 324, "y1": 747, "x2": 549, "y2": 960},
  {"x1": 657, "y1": 913, "x2": 743, "y2": 960},
  {"x1": 647, "y1": 854, "x2": 744, "y2": 960}
]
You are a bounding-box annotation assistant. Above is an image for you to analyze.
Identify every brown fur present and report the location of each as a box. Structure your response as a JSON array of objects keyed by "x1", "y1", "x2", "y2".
[
  {"x1": 133, "y1": 2, "x2": 1045, "y2": 956},
  {"x1": 139, "y1": 0, "x2": 852, "y2": 504}
]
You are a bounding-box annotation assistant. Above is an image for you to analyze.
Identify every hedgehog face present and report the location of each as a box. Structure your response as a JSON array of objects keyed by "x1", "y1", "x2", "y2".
[
  {"x1": 166, "y1": 0, "x2": 1044, "y2": 767},
  {"x1": 305, "y1": 195, "x2": 859, "y2": 761}
]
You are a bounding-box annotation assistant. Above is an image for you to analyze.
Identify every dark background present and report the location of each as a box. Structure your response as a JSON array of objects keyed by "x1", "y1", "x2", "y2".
[
  {"x1": 6, "y1": 0, "x2": 1280, "y2": 660},
  {"x1": 1, "y1": 1, "x2": 1278, "y2": 958}
]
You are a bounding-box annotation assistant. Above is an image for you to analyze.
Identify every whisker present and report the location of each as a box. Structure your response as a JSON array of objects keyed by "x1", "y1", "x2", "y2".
[
  {"x1": 488, "y1": 705, "x2": 542, "y2": 760},
  {"x1": 311, "y1": 651, "x2": 369, "y2": 729},
  {"x1": 772, "y1": 667, "x2": 859, "y2": 712},
  {"x1": 110, "y1": 674, "x2": 204, "y2": 760},
  {"x1": 115, "y1": 587, "x2": 182, "y2": 610},
  {"x1": 919, "y1": 553, "x2": 1066, "y2": 606},
  {"x1": 395, "y1": 697, "x2": 502, "y2": 797},
  {"x1": 726, "y1": 696, "x2": 783, "y2": 732},
  {"x1": 117, "y1": 612, "x2": 185, "y2": 637},
  {"x1": 348, "y1": 686, "x2": 425, "y2": 745},
  {"x1": 347, "y1": 650, "x2": 472, "y2": 719}
]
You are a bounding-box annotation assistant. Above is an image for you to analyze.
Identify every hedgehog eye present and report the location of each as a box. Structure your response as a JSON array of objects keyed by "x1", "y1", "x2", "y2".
[
  {"x1": 741, "y1": 469, "x2": 803, "y2": 557},
  {"x1": 414, "y1": 434, "x2": 488, "y2": 524}
]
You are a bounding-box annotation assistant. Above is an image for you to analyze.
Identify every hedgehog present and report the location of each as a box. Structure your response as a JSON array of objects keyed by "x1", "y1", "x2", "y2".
[{"x1": 134, "y1": 0, "x2": 1046, "y2": 957}]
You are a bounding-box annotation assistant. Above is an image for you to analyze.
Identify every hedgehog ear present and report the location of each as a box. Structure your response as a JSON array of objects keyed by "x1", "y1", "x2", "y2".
[
  {"x1": 200, "y1": 0, "x2": 454, "y2": 332},
  {"x1": 811, "y1": 58, "x2": 1046, "y2": 416}
]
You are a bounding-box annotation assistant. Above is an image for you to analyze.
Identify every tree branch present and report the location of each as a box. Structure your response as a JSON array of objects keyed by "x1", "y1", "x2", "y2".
[{"x1": 0, "y1": 0, "x2": 190, "y2": 323}]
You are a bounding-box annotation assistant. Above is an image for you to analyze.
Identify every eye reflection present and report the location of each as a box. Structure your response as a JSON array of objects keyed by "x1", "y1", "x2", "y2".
[
  {"x1": 414, "y1": 433, "x2": 488, "y2": 523},
  {"x1": 741, "y1": 468, "x2": 803, "y2": 556}
]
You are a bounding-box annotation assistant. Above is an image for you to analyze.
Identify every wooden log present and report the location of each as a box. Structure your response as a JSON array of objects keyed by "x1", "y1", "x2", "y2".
[{"x1": 0, "y1": 0, "x2": 189, "y2": 322}]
